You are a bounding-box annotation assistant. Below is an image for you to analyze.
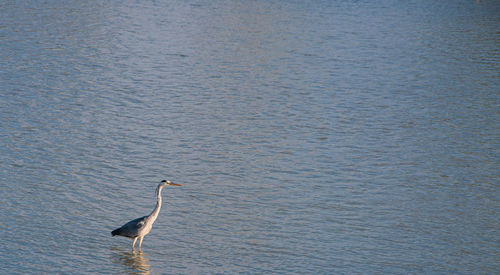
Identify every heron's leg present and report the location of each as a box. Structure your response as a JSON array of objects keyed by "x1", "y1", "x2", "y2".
[
  {"x1": 132, "y1": 237, "x2": 138, "y2": 250},
  {"x1": 138, "y1": 236, "x2": 144, "y2": 250}
]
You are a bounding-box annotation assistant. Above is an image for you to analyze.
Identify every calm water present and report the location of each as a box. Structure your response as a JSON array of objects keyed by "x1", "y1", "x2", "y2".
[{"x1": 1, "y1": 0, "x2": 499, "y2": 274}]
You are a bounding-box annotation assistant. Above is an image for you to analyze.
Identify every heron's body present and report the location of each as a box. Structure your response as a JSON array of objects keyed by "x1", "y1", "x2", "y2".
[{"x1": 111, "y1": 180, "x2": 181, "y2": 250}]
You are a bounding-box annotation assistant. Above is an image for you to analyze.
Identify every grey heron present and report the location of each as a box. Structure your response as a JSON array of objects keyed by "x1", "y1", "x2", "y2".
[{"x1": 111, "y1": 180, "x2": 182, "y2": 250}]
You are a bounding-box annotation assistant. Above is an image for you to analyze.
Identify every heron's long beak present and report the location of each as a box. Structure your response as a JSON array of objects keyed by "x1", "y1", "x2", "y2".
[{"x1": 170, "y1": 182, "x2": 182, "y2": 186}]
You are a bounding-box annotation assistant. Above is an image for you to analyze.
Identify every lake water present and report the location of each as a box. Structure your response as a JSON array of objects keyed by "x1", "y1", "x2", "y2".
[{"x1": 1, "y1": 0, "x2": 499, "y2": 274}]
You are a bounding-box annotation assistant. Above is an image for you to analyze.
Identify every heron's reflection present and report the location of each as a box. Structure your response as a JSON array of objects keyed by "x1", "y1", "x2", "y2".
[{"x1": 111, "y1": 248, "x2": 151, "y2": 275}]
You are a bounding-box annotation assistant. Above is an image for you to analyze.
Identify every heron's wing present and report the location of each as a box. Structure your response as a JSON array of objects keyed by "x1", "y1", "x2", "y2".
[{"x1": 114, "y1": 216, "x2": 148, "y2": 238}]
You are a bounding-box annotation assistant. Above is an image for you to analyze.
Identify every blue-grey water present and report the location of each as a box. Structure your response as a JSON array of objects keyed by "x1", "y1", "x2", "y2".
[{"x1": 1, "y1": 1, "x2": 499, "y2": 274}]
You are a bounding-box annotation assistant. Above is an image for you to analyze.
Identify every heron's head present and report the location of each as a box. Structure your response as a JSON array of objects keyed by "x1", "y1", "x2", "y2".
[{"x1": 161, "y1": 179, "x2": 182, "y2": 187}]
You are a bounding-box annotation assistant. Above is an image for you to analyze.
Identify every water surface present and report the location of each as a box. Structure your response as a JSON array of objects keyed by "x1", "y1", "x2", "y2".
[{"x1": 1, "y1": 0, "x2": 499, "y2": 274}]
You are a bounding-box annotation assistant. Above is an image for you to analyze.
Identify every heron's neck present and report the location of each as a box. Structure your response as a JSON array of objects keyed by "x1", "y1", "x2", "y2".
[{"x1": 149, "y1": 185, "x2": 164, "y2": 222}]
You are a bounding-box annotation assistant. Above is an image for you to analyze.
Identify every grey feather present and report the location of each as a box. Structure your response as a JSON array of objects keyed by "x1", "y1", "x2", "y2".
[{"x1": 111, "y1": 216, "x2": 148, "y2": 238}]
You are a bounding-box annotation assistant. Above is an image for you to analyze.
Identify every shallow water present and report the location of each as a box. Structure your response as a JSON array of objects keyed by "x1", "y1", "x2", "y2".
[{"x1": 1, "y1": 0, "x2": 499, "y2": 274}]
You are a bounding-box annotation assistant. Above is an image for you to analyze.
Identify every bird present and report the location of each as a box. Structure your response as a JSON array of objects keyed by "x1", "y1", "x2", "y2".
[{"x1": 111, "y1": 180, "x2": 182, "y2": 250}]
